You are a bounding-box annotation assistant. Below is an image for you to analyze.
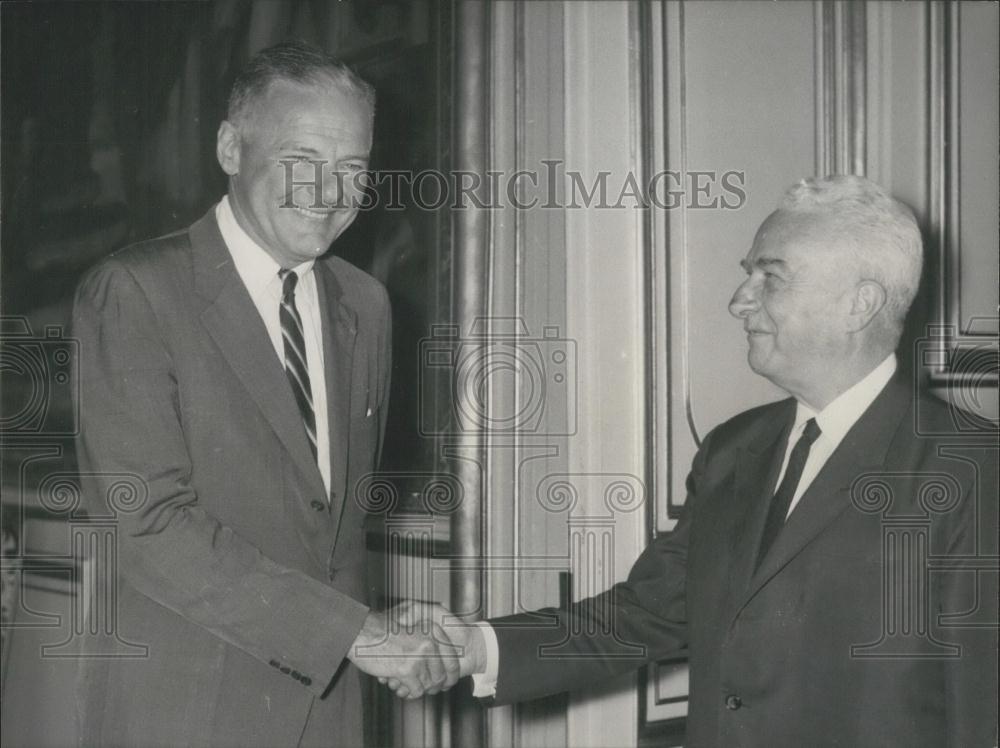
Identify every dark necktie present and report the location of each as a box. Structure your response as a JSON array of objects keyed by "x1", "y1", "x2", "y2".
[
  {"x1": 756, "y1": 417, "x2": 821, "y2": 568},
  {"x1": 279, "y1": 269, "x2": 318, "y2": 461}
]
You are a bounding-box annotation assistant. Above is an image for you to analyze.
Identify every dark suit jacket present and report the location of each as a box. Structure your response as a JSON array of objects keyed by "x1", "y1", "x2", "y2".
[
  {"x1": 72, "y1": 207, "x2": 391, "y2": 747},
  {"x1": 488, "y1": 375, "x2": 998, "y2": 747}
]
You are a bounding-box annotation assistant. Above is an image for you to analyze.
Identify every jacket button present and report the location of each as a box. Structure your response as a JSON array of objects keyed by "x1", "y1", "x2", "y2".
[
  {"x1": 269, "y1": 659, "x2": 280, "y2": 668},
  {"x1": 310, "y1": 500, "x2": 325, "y2": 512},
  {"x1": 725, "y1": 694, "x2": 742, "y2": 710},
  {"x1": 280, "y1": 666, "x2": 291, "y2": 674}
]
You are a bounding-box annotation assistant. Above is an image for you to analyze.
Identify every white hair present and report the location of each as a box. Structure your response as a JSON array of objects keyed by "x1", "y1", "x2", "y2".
[{"x1": 779, "y1": 175, "x2": 923, "y2": 341}]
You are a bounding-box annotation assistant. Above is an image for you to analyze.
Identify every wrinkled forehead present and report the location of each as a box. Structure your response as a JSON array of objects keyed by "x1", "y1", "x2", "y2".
[
  {"x1": 245, "y1": 78, "x2": 373, "y2": 146},
  {"x1": 747, "y1": 209, "x2": 849, "y2": 268}
]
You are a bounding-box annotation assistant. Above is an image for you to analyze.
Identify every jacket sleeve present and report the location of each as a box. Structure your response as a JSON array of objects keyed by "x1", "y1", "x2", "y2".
[
  {"x1": 72, "y1": 259, "x2": 369, "y2": 697},
  {"x1": 487, "y1": 430, "x2": 716, "y2": 705}
]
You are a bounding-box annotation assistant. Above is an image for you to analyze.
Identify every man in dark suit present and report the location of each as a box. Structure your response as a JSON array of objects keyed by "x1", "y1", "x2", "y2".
[
  {"x1": 396, "y1": 176, "x2": 998, "y2": 746},
  {"x1": 73, "y1": 41, "x2": 457, "y2": 748}
]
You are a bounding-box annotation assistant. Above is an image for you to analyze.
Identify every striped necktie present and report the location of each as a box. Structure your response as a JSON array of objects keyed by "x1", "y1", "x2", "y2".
[{"x1": 278, "y1": 269, "x2": 318, "y2": 461}]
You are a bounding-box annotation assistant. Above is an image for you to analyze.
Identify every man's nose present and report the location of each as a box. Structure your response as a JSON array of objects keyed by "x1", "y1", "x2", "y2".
[
  {"x1": 728, "y1": 278, "x2": 758, "y2": 319},
  {"x1": 321, "y1": 166, "x2": 343, "y2": 208}
]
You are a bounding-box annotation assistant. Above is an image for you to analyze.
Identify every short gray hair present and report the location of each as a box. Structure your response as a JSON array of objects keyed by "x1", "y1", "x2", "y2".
[
  {"x1": 227, "y1": 40, "x2": 375, "y2": 131},
  {"x1": 779, "y1": 175, "x2": 923, "y2": 340}
]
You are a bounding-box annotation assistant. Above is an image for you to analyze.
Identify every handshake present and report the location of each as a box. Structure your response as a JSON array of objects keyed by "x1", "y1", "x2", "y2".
[{"x1": 347, "y1": 601, "x2": 487, "y2": 699}]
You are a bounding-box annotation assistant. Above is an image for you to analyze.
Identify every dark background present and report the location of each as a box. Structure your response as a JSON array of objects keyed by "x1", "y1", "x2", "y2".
[{"x1": 1, "y1": 0, "x2": 451, "y2": 478}]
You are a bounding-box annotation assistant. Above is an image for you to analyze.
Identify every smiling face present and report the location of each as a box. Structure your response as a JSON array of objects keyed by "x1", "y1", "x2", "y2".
[
  {"x1": 728, "y1": 210, "x2": 858, "y2": 404},
  {"x1": 216, "y1": 78, "x2": 372, "y2": 268}
]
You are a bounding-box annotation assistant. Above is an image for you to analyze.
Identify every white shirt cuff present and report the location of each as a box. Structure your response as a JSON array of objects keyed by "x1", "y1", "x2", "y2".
[{"x1": 470, "y1": 621, "x2": 499, "y2": 697}]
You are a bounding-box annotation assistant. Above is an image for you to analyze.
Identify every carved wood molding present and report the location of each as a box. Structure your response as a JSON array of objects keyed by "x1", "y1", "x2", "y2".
[
  {"x1": 814, "y1": 0, "x2": 867, "y2": 176},
  {"x1": 924, "y1": 1, "x2": 998, "y2": 388},
  {"x1": 638, "y1": 1, "x2": 691, "y2": 739},
  {"x1": 451, "y1": 2, "x2": 489, "y2": 746},
  {"x1": 640, "y1": 0, "x2": 695, "y2": 535}
]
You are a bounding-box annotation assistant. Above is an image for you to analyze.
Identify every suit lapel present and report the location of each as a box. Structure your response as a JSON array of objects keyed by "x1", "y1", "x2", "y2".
[
  {"x1": 726, "y1": 400, "x2": 796, "y2": 603},
  {"x1": 736, "y1": 375, "x2": 912, "y2": 611},
  {"x1": 190, "y1": 210, "x2": 327, "y2": 503},
  {"x1": 315, "y1": 260, "x2": 357, "y2": 530}
]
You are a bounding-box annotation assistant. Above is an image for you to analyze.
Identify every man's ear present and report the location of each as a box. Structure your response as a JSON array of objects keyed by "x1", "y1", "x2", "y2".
[
  {"x1": 846, "y1": 279, "x2": 888, "y2": 332},
  {"x1": 216, "y1": 120, "x2": 241, "y2": 176}
]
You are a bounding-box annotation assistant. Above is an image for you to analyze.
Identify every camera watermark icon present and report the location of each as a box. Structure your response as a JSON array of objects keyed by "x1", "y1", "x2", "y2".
[
  {"x1": 0, "y1": 317, "x2": 79, "y2": 436},
  {"x1": 418, "y1": 317, "x2": 577, "y2": 437},
  {"x1": 912, "y1": 319, "x2": 999, "y2": 436}
]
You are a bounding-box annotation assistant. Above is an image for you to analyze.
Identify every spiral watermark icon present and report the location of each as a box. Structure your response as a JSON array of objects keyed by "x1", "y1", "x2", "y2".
[
  {"x1": 353, "y1": 471, "x2": 458, "y2": 646},
  {"x1": 531, "y1": 472, "x2": 648, "y2": 660},
  {"x1": 849, "y1": 469, "x2": 997, "y2": 659},
  {"x1": 1, "y1": 471, "x2": 151, "y2": 660}
]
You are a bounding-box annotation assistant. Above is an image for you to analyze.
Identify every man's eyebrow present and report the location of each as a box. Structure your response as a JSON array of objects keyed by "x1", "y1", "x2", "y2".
[
  {"x1": 740, "y1": 256, "x2": 788, "y2": 273},
  {"x1": 279, "y1": 144, "x2": 324, "y2": 156},
  {"x1": 757, "y1": 257, "x2": 787, "y2": 269}
]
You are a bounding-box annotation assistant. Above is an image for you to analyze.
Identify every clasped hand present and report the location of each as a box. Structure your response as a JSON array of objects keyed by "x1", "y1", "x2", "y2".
[{"x1": 347, "y1": 601, "x2": 485, "y2": 699}]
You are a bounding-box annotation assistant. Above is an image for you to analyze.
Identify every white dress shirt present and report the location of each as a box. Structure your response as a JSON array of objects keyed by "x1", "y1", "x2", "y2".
[
  {"x1": 775, "y1": 353, "x2": 897, "y2": 517},
  {"x1": 471, "y1": 353, "x2": 898, "y2": 696},
  {"x1": 216, "y1": 196, "x2": 332, "y2": 498}
]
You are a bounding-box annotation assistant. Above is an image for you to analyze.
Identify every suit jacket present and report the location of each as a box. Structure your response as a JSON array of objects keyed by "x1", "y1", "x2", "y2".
[
  {"x1": 72, "y1": 207, "x2": 391, "y2": 747},
  {"x1": 488, "y1": 375, "x2": 998, "y2": 747}
]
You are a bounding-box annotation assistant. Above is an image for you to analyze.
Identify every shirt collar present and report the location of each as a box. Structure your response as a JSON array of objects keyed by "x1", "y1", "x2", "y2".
[
  {"x1": 216, "y1": 195, "x2": 315, "y2": 299},
  {"x1": 792, "y1": 354, "x2": 897, "y2": 442}
]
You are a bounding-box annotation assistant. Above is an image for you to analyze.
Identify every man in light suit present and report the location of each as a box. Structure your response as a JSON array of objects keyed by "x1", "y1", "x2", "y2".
[
  {"x1": 73, "y1": 42, "x2": 457, "y2": 748},
  {"x1": 397, "y1": 176, "x2": 998, "y2": 746}
]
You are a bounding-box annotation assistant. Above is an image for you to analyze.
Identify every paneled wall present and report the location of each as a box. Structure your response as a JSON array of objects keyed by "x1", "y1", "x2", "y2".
[
  {"x1": 642, "y1": 1, "x2": 998, "y2": 743},
  {"x1": 462, "y1": 3, "x2": 651, "y2": 746},
  {"x1": 2, "y1": 3, "x2": 994, "y2": 748},
  {"x1": 469, "y1": 2, "x2": 998, "y2": 747}
]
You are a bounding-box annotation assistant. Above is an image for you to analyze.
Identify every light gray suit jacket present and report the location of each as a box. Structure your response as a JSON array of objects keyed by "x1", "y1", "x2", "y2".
[{"x1": 73, "y1": 206, "x2": 391, "y2": 747}]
